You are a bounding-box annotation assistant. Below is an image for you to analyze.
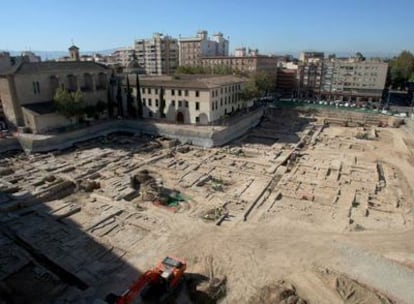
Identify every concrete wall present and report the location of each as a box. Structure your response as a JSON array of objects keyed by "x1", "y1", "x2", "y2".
[
  {"x1": 0, "y1": 77, "x2": 22, "y2": 126},
  {"x1": 13, "y1": 108, "x2": 264, "y2": 153},
  {"x1": 0, "y1": 138, "x2": 22, "y2": 153},
  {"x1": 311, "y1": 108, "x2": 401, "y2": 126},
  {"x1": 22, "y1": 108, "x2": 72, "y2": 134},
  {"x1": 212, "y1": 108, "x2": 264, "y2": 146}
]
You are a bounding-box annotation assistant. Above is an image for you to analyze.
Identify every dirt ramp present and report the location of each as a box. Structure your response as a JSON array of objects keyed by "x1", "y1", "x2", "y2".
[
  {"x1": 247, "y1": 280, "x2": 307, "y2": 304},
  {"x1": 186, "y1": 256, "x2": 227, "y2": 304}
]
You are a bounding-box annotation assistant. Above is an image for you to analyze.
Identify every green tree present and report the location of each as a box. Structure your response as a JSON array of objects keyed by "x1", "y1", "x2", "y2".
[
  {"x1": 136, "y1": 73, "x2": 143, "y2": 118},
  {"x1": 126, "y1": 76, "x2": 136, "y2": 118},
  {"x1": 389, "y1": 50, "x2": 414, "y2": 88},
  {"x1": 240, "y1": 81, "x2": 259, "y2": 101},
  {"x1": 53, "y1": 88, "x2": 83, "y2": 122},
  {"x1": 254, "y1": 71, "x2": 275, "y2": 96},
  {"x1": 116, "y1": 79, "x2": 124, "y2": 117},
  {"x1": 159, "y1": 86, "x2": 166, "y2": 118},
  {"x1": 107, "y1": 87, "x2": 114, "y2": 118},
  {"x1": 95, "y1": 100, "x2": 106, "y2": 118}
]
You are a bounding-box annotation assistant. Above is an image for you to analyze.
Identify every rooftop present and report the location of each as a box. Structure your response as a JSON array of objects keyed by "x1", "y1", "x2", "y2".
[{"x1": 125, "y1": 74, "x2": 247, "y2": 89}]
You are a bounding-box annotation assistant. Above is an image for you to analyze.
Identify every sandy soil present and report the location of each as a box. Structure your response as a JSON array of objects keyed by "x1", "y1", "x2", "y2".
[{"x1": 2, "y1": 118, "x2": 414, "y2": 303}]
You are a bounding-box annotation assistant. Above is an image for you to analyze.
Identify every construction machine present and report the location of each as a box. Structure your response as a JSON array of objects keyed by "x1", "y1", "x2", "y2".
[{"x1": 106, "y1": 256, "x2": 187, "y2": 304}]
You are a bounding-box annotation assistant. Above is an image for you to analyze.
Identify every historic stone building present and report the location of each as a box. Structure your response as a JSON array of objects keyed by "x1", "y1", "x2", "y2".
[{"x1": 0, "y1": 51, "x2": 111, "y2": 133}]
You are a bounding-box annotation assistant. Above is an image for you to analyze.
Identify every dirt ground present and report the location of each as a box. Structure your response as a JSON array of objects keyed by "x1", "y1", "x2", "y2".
[{"x1": 1, "y1": 113, "x2": 414, "y2": 303}]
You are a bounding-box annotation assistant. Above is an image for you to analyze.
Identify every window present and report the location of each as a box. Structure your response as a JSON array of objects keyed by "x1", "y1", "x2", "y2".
[
  {"x1": 142, "y1": 88, "x2": 145, "y2": 94},
  {"x1": 32, "y1": 81, "x2": 40, "y2": 94},
  {"x1": 185, "y1": 90, "x2": 188, "y2": 96},
  {"x1": 220, "y1": 99, "x2": 223, "y2": 106},
  {"x1": 143, "y1": 98, "x2": 146, "y2": 105},
  {"x1": 171, "y1": 100, "x2": 175, "y2": 106},
  {"x1": 155, "y1": 99, "x2": 159, "y2": 107},
  {"x1": 148, "y1": 88, "x2": 151, "y2": 94},
  {"x1": 195, "y1": 90, "x2": 199, "y2": 97},
  {"x1": 185, "y1": 101, "x2": 189, "y2": 108},
  {"x1": 196, "y1": 116, "x2": 200, "y2": 123},
  {"x1": 155, "y1": 88, "x2": 158, "y2": 94},
  {"x1": 171, "y1": 89, "x2": 175, "y2": 96},
  {"x1": 178, "y1": 100, "x2": 182, "y2": 107},
  {"x1": 195, "y1": 102, "x2": 200, "y2": 111},
  {"x1": 148, "y1": 98, "x2": 152, "y2": 106},
  {"x1": 178, "y1": 89, "x2": 182, "y2": 96}
]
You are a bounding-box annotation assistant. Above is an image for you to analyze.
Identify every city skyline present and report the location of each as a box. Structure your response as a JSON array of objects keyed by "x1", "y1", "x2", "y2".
[{"x1": 1, "y1": 0, "x2": 414, "y2": 56}]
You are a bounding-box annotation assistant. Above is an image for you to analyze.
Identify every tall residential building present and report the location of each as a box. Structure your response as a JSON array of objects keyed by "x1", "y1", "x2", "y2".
[
  {"x1": 299, "y1": 51, "x2": 324, "y2": 63},
  {"x1": 297, "y1": 52, "x2": 388, "y2": 103},
  {"x1": 108, "y1": 47, "x2": 136, "y2": 68},
  {"x1": 134, "y1": 33, "x2": 178, "y2": 75},
  {"x1": 179, "y1": 30, "x2": 229, "y2": 67}
]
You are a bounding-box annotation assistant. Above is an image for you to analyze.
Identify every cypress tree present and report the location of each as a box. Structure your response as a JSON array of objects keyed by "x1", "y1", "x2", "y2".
[
  {"x1": 136, "y1": 73, "x2": 143, "y2": 118},
  {"x1": 159, "y1": 86, "x2": 166, "y2": 118},
  {"x1": 116, "y1": 79, "x2": 124, "y2": 117},
  {"x1": 126, "y1": 76, "x2": 136, "y2": 118}
]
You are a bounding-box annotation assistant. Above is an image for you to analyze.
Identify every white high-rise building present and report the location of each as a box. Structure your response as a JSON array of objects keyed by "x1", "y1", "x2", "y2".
[
  {"x1": 179, "y1": 30, "x2": 229, "y2": 67},
  {"x1": 134, "y1": 33, "x2": 179, "y2": 75}
]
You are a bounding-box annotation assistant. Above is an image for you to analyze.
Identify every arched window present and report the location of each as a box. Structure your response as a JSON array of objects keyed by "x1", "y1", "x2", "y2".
[
  {"x1": 96, "y1": 73, "x2": 107, "y2": 90},
  {"x1": 67, "y1": 74, "x2": 77, "y2": 92},
  {"x1": 50, "y1": 76, "x2": 59, "y2": 95},
  {"x1": 83, "y1": 73, "x2": 93, "y2": 91}
]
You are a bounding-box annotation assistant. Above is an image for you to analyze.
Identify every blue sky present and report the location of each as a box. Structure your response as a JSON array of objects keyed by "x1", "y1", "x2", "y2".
[{"x1": 1, "y1": 0, "x2": 414, "y2": 56}]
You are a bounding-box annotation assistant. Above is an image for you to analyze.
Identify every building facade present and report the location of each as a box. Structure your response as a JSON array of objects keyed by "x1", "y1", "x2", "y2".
[
  {"x1": 0, "y1": 59, "x2": 110, "y2": 133},
  {"x1": 134, "y1": 33, "x2": 179, "y2": 75},
  {"x1": 200, "y1": 54, "x2": 278, "y2": 74},
  {"x1": 276, "y1": 68, "x2": 298, "y2": 97},
  {"x1": 124, "y1": 75, "x2": 246, "y2": 124},
  {"x1": 297, "y1": 53, "x2": 388, "y2": 103},
  {"x1": 179, "y1": 30, "x2": 229, "y2": 67},
  {"x1": 109, "y1": 47, "x2": 136, "y2": 68}
]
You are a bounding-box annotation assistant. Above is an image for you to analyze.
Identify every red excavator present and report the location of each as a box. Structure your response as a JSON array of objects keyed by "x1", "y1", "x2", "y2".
[{"x1": 106, "y1": 256, "x2": 187, "y2": 304}]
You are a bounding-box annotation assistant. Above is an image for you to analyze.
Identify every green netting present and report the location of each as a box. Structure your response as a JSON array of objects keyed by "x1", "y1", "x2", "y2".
[{"x1": 167, "y1": 192, "x2": 186, "y2": 206}]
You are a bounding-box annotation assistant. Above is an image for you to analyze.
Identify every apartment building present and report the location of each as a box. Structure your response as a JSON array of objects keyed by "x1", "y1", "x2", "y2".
[
  {"x1": 326, "y1": 59, "x2": 388, "y2": 102},
  {"x1": 134, "y1": 33, "x2": 179, "y2": 75},
  {"x1": 297, "y1": 52, "x2": 388, "y2": 103},
  {"x1": 299, "y1": 51, "x2": 324, "y2": 63},
  {"x1": 200, "y1": 54, "x2": 278, "y2": 74},
  {"x1": 124, "y1": 74, "x2": 246, "y2": 124},
  {"x1": 179, "y1": 30, "x2": 229, "y2": 67},
  {"x1": 276, "y1": 68, "x2": 298, "y2": 96},
  {"x1": 109, "y1": 47, "x2": 136, "y2": 68}
]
